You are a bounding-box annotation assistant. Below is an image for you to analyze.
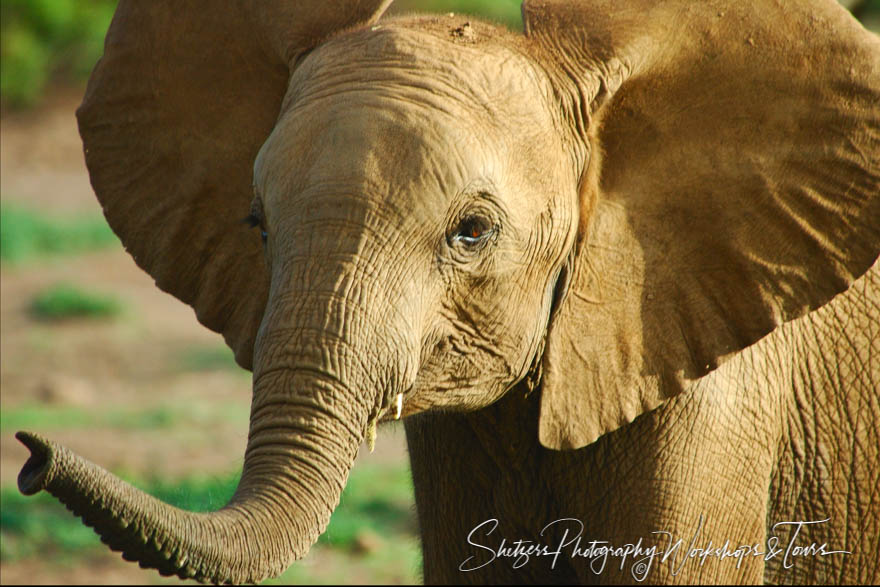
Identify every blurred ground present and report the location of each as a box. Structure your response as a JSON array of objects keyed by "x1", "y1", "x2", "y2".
[{"x1": 0, "y1": 90, "x2": 414, "y2": 585}]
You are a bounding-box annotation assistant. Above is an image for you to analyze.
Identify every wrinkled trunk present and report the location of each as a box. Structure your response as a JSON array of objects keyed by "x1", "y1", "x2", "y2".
[{"x1": 16, "y1": 366, "x2": 373, "y2": 584}]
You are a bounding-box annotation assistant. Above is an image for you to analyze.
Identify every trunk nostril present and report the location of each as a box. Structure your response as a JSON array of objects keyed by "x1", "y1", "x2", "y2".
[{"x1": 16, "y1": 431, "x2": 53, "y2": 496}]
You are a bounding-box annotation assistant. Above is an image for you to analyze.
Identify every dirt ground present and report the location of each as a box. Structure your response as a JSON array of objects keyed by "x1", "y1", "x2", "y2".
[{"x1": 0, "y1": 90, "x2": 411, "y2": 584}]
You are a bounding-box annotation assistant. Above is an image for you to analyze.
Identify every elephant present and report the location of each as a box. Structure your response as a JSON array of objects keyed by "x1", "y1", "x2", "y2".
[{"x1": 14, "y1": 0, "x2": 879, "y2": 583}]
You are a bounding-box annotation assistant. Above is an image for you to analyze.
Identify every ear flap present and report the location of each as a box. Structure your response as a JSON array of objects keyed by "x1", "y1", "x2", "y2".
[
  {"x1": 525, "y1": 0, "x2": 880, "y2": 449},
  {"x1": 77, "y1": 0, "x2": 393, "y2": 369}
]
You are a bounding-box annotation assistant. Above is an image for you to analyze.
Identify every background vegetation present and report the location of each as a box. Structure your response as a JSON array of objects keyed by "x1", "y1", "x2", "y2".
[
  {"x1": 0, "y1": 0, "x2": 116, "y2": 107},
  {"x1": 0, "y1": 203, "x2": 117, "y2": 263}
]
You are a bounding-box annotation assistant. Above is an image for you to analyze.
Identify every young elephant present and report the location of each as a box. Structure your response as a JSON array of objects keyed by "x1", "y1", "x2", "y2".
[{"x1": 16, "y1": 0, "x2": 879, "y2": 584}]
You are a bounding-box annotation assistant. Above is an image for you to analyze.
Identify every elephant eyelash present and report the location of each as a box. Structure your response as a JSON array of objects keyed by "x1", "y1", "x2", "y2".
[
  {"x1": 448, "y1": 215, "x2": 496, "y2": 251},
  {"x1": 242, "y1": 214, "x2": 268, "y2": 244}
]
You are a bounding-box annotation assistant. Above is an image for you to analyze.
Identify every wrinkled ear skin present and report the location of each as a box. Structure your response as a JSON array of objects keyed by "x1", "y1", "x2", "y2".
[
  {"x1": 525, "y1": 0, "x2": 880, "y2": 449},
  {"x1": 77, "y1": 0, "x2": 392, "y2": 370}
]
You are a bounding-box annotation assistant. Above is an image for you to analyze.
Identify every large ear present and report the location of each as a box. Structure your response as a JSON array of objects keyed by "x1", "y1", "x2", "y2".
[
  {"x1": 525, "y1": 0, "x2": 880, "y2": 449},
  {"x1": 77, "y1": 0, "x2": 393, "y2": 369}
]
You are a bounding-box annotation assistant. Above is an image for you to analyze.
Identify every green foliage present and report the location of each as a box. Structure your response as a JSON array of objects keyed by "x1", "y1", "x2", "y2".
[
  {"x1": 0, "y1": 204, "x2": 118, "y2": 263},
  {"x1": 0, "y1": 0, "x2": 116, "y2": 107},
  {"x1": 392, "y1": 0, "x2": 522, "y2": 29},
  {"x1": 29, "y1": 283, "x2": 122, "y2": 321},
  {"x1": 857, "y1": 0, "x2": 880, "y2": 31}
]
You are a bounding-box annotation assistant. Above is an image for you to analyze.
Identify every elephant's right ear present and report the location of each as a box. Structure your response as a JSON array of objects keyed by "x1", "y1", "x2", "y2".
[
  {"x1": 77, "y1": 0, "x2": 393, "y2": 370},
  {"x1": 525, "y1": 0, "x2": 880, "y2": 449}
]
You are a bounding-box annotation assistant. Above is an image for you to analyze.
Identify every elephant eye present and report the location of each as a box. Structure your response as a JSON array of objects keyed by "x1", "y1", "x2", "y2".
[
  {"x1": 450, "y1": 215, "x2": 494, "y2": 248},
  {"x1": 243, "y1": 213, "x2": 268, "y2": 244}
]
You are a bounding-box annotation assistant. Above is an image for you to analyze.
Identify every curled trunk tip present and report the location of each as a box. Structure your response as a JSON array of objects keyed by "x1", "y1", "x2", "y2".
[{"x1": 16, "y1": 431, "x2": 56, "y2": 496}]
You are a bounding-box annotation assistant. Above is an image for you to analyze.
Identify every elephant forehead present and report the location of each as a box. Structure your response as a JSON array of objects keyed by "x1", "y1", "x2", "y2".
[
  {"x1": 287, "y1": 21, "x2": 549, "y2": 122},
  {"x1": 256, "y1": 95, "x2": 493, "y2": 222},
  {"x1": 255, "y1": 25, "x2": 564, "y2": 220}
]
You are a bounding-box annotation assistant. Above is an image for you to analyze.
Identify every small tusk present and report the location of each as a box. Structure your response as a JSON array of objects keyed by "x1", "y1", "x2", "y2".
[
  {"x1": 395, "y1": 393, "x2": 403, "y2": 420},
  {"x1": 366, "y1": 404, "x2": 387, "y2": 453},
  {"x1": 366, "y1": 419, "x2": 377, "y2": 453}
]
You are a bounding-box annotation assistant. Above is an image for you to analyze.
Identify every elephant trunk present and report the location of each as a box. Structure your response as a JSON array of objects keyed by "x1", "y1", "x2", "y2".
[{"x1": 16, "y1": 366, "x2": 376, "y2": 584}]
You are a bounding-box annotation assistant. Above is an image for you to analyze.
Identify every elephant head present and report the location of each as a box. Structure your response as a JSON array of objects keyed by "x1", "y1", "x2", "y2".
[{"x1": 16, "y1": 0, "x2": 879, "y2": 583}]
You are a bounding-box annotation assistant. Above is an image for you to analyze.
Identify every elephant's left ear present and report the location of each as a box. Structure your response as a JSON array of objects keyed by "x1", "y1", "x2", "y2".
[
  {"x1": 524, "y1": 0, "x2": 880, "y2": 449},
  {"x1": 77, "y1": 0, "x2": 393, "y2": 370}
]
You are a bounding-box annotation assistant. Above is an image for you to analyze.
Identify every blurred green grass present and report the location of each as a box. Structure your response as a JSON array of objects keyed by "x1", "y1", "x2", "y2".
[
  {"x1": 0, "y1": 203, "x2": 119, "y2": 264},
  {"x1": 1, "y1": 462, "x2": 419, "y2": 582},
  {"x1": 1, "y1": 403, "x2": 177, "y2": 431},
  {"x1": 321, "y1": 464, "x2": 416, "y2": 549},
  {"x1": 29, "y1": 283, "x2": 123, "y2": 321},
  {"x1": 0, "y1": 398, "x2": 248, "y2": 432},
  {"x1": 178, "y1": 345, "x2": 241, "y2": 373},
  {"x1": 0, "y1": 0, "x2": 116, "y2": 107},
  {"x1": 390, "y1": 0, "x2": 522, "y2": 29}
]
